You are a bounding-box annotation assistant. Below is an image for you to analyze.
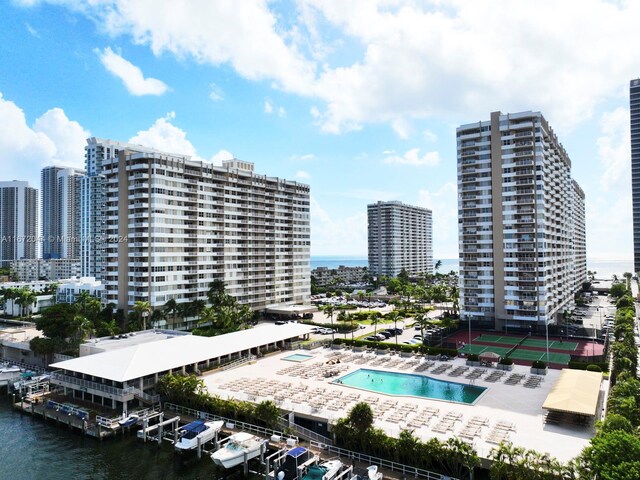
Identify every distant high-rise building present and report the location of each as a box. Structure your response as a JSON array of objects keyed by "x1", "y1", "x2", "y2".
[
  {"x1": 457, "y1": 111, "x2": 586, "y2": 330},
  {"x1": 0, "y1": 181, "x2": 38, "y2": 267},
  {"x1": 98, "y1": 147, "x2": 310, "y2": 311},
  {"x1": 631, "y1": 79, "x2": 640, "y2": 272},
  {"x1": 41, "y1": 166, "x2": 63, "y2": 260},
  {"x1": 41, "y1": 166, "x2": 85, "y2": 259},
  {"x1": 367, "y1": 201, "x2": 433, "y2": 278}
]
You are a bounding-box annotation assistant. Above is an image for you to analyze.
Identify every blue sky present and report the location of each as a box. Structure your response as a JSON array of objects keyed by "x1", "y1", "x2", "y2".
[{"x1": 0, "y1": 1, "x2": 638, "y2": 264}]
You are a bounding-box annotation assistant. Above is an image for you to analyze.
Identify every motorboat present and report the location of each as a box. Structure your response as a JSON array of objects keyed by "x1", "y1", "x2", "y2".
[
  {"x1": 118, "y1": 413, "x2": 139, "y2": 428},
  {"x1": 210, "y1": 431, "x2": 266, "y2": 468},
  {"x1": 275, "y1": 446, "x2": 317, "y2": 480},
  {"x1": 349, "y1": 465, "x2": 383, "y2": 480},
  {"x1": 0, "y1": 365, "x2": 21, "y2": 374},
  {"x1": 174, "y1": 420, "x2": 224, "y2": 452},
  {"x1": 302, "y1": 459, "x2": 343, "y2": 480}
]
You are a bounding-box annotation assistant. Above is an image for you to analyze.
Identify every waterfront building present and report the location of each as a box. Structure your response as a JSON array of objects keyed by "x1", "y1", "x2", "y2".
[
  {"x1": 367, "y1": 201, "x2": 433, "y2": 278},
  {"x1": 311, "y1": 265, "x2": 369, "y2": 287},
  {"x1": 98, "y1": 147, "x2": 310, "y2": 311},
  {"x1": 10, "y1": 258, "x2": 81, "y2": 282},
  {"x1": 457, "y1": 111, "x2": 586, "y2": 330},
  {"x1": 631, "y1": 79, "x2": 640, "y2": 272},
  {"x1": 0, "y1": 181, "x2": 38, "y2": 268},
  {"x1": 55, "y1": 276, "x2": 105, "y2": 305},
  {"x1": 50, "y1": 324, "x2": 313, "y2": 412}
]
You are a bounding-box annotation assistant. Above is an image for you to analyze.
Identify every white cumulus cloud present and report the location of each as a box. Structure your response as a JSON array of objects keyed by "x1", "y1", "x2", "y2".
[
  {"x1": 0, "y1": 92, "x2": 89, "y2": 187},
  {"x1": 97, "y1": 46, "x2": 169, "y2": 96},
  {"x1": 129, "y1": 113, "x2": 197, "y2": 156},
  {"x1": 383, "y1": 148, "x2": 440, "y2": 167}
]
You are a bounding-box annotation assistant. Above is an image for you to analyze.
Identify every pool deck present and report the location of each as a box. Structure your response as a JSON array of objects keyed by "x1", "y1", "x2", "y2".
[{"x1": 202, "y1": 348, "x2": 603, "y2": 463}]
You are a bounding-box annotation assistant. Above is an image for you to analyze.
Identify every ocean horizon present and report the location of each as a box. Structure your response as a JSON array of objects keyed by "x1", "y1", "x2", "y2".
[{"x1": 310, "y1": 256, "x2": 634, "y2": 280}]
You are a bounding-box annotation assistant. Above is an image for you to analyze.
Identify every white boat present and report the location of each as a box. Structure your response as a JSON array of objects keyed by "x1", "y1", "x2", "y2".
[
  {"x1": 0, "y1": 365, "x2": 21, "y2": 374},
  {"x1": 174, "y1": 420, "x2": 224, "y2": 452},
  {"x1": 211, "y1": 432, "x2": 266, "y2": 468},
  {"x1": 302, "y1": 459, "x2": 343, "y2": 480},
  {"x1": 118, "y1": 413, "x2": 139, "y2": 427}
]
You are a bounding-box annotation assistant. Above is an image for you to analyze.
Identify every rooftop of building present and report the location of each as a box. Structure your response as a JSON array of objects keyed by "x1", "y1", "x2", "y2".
[{"x1": 51, "y1": 323, "x2": 314, "y2": 383}]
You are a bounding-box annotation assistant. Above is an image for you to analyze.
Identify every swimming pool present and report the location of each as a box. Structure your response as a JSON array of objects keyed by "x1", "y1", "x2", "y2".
[
  {"x1": 334, "y1": 368, "x2": 486, "y2": 404},
  {"x1": 282, "y1": 353, "x2": 314, "y2": 362}
]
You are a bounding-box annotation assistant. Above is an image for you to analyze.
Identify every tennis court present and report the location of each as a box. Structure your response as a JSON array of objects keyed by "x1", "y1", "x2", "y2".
[
  {"x1": 474, "y1": 334, "x2": 522, "y2": 345},
  {"x1": 508, "y1": 349, "x2": 571, "y2": 365},
  {"x1": 460, "y1": 342, "x2": 571, "y2": 365},
  {"x1": 459, "y1": 344, "x2": 512, "y2": 357},
  {"x1": 521, "y1": 338, "x2": 577, "y2": 351}
]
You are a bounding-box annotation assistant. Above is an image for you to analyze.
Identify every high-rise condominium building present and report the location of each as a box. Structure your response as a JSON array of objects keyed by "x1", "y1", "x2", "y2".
[
  {"x1": 81, "y1": 138, "x2": 159, "y2": 279},
  {"x1": 367, "y1": 201, "x2": 433, "y2": 278},
  {"x1": 41, "y1": 166, "x2": 86, "y2": 259},
  {"x1": 99, "y1": 149, "x2": 310, "y2": 311},
  {"x1": 631, "y1": 79, "x2": 640, "y2": 272},
  {"x1": 0, "y1": 181, "x2": 38, "y2": 267},
  {"x1": 457, "y1": 111, "x2": 586, "y2": 330}
]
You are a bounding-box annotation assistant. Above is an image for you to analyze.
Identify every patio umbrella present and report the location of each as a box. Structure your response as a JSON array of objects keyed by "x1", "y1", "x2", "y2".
[{"x1": 479, "y1": 351, "x2": 501, "y2": 362}]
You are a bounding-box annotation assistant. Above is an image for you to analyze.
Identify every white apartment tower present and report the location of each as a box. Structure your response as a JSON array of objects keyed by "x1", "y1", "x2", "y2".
[
  {"x1": 99, "y1": 148, "x2": 311, "y2": 311},
  {"x1": 367, "y1": 201, "x2": 433, "y2": 278},
  {"x1": 0, "y1": 181, "x2": 38, "y2": 267},
  {"x1": 457, "y1": 111, "x2": 587, "y2": 330},
  {"x1": 81, "y1": 138, "x2": 157, "y2": 279}
]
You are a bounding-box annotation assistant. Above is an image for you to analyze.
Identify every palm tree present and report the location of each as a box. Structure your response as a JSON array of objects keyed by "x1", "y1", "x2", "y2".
[
  {"x1": 16, "y1": 287, "x2": 37, "y2": 318},
  {"x1": 133, "y1": 300, "x2": 152, "y2": 331},
  {"x1": 324, "y1": 305, "x2": 335, "y2": 342},
  {"x1": 386, "y1": 310, "x2": 400, "y2": 346},
  {"x1": 75, "y1": 315, "x2": 94, "y2": 341},
  {"x1": 414, "y1": 310, "x2": 430, "y2": 341},
  {"x1": 370, "y1": 311, "x2": 381, "y2": 335},
  {"x1": 434, "y1": 259, "x2": 442, "y2": 274},
  {"x1": 164, "y1": 298, "x2": 178, "y2": 326},
  {"x1": 75, "y1": 290, "x2": 92, "y2": 316}
]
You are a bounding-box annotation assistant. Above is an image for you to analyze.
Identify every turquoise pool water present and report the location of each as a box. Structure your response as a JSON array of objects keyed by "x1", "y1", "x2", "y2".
[
  {"x1": 283, "y1": 354, "x2": 314, "y2": 362},
  {"x1": 335, "y1": 368, "x2": 486, "y2": 404}
]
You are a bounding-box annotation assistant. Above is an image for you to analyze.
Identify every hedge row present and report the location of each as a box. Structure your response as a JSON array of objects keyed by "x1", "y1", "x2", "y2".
[{"x1": 568, "y1": 360, "x2": 610, "y2": 372}]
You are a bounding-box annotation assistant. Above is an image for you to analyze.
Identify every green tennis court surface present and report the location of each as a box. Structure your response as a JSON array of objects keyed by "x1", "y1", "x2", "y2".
[
  {"x1": 508, "y1": 349, "x2": 571, "y2": 364},
  {"x1": 521, "y1": 338, "x2": 577, "y2": 351},
  {"x1": 474, "y1": 334, "x2": 521, "y2": 345},
  {"x1": 461, "y1": 342, "x2": 571, "y2": 365},
  {"x1": 460, "y1": 344, "x2": 511, "y2": 356}
]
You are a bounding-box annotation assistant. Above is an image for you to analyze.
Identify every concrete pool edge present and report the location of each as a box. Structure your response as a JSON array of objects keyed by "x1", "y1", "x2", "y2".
[{"x1": 331, "y1": 368, "x2": 490, "y2": 406}]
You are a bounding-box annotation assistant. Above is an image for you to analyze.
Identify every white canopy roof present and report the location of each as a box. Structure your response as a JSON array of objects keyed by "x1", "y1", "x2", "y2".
[{"x1": 51, "y1": 324, "x2": 313, "y2": 383}]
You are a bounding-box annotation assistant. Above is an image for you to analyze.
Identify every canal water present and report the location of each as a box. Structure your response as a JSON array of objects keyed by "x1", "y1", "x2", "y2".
[{"x1": 0, "y1": 397, "x2": 248, "y2": 480}]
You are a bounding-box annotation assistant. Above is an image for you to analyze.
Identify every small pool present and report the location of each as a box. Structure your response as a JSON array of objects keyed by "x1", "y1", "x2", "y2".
[
  {"x1": 282, "y1": 353, "x2": 314, "y2": 362},
  {"x1": 334, "y1": 368, "x2": 486, "y2": 404}
]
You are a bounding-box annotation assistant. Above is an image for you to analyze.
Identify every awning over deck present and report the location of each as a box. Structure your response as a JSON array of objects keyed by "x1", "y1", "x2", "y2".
[{"x1": 542, "y1": 369, "x2": 603, "y2": 417}]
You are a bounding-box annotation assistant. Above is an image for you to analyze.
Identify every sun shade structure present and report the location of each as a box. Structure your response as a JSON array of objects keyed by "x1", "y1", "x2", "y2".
[
  {"x1": 479, "y1": 351, "x2": 501, "y2": 362},
  {"x1": 542, "y1": 369, "x2": 603, "y2": 416}
]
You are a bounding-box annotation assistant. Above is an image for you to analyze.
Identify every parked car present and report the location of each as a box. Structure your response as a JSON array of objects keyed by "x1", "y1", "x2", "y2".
[
  {"x1": 275, "y1": 320, "x2": 288, "y2": 325},
  {"x1": 364, "y1": 336, "x2": 379, "y2": 341}
]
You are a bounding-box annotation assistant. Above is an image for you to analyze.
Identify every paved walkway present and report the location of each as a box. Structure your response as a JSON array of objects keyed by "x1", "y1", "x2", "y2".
[{"x1": 202, "y1": 348, "x2": 601, "y2": 462}]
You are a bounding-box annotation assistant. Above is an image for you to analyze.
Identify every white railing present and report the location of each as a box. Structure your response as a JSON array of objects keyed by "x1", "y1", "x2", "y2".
[
  {"x1": 308, "y1": 441, "x2": 455, "y2": 480},
  {"x1": 132, "y1": 387, "x2": 161, "y2": 404},
  {"x1": 278, "y1": 417, "x2": 333, "y2": 446},
  {"x1": 164, "y1": 403, "x2": 298, "y2": 443},
  {"x1": 51, "y1": 372, "x2": 134, "y2": 399},
  {"x1": 220, "y1": 354, "x2": 256, "y2": 371}
]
